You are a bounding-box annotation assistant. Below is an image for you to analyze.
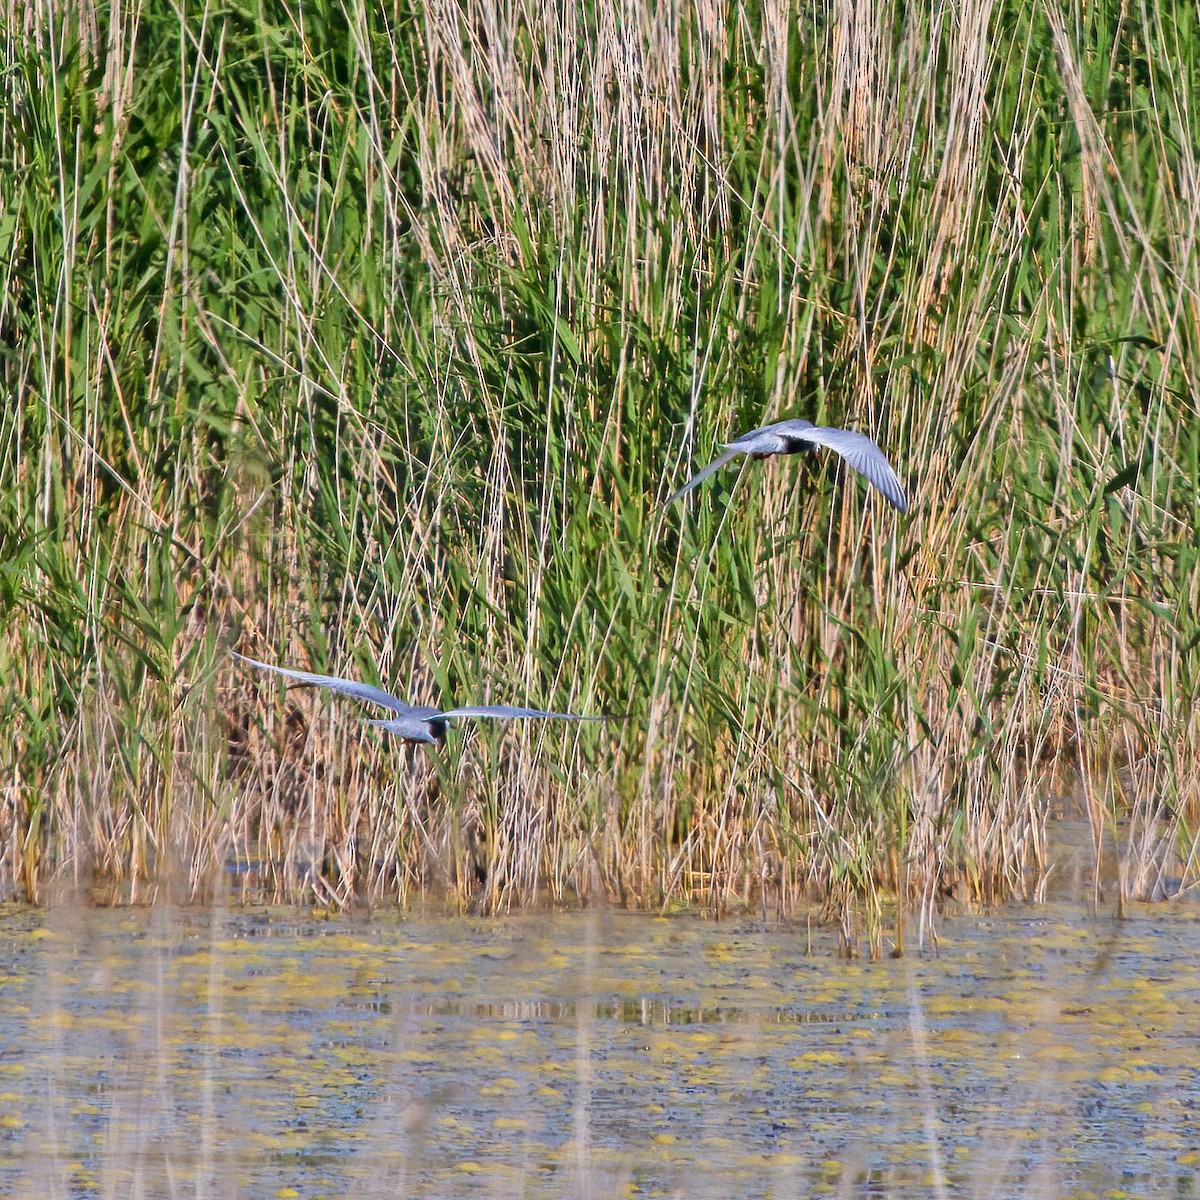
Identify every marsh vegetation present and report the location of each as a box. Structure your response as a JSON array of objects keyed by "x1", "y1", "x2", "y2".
[{"x1": 2, "y1": 0, "x2": 1199, "y2": 924}]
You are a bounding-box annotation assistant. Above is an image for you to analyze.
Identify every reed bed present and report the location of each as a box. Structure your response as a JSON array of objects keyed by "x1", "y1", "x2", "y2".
[{"x1": 2, "y1": 0, "x2": 1198, "y2": 934}]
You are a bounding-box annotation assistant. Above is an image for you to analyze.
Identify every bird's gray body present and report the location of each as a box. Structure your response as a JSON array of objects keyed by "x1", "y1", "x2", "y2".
[
  {"x1": 232, "y1": 652, "x2": 604, "y2": 745},
  {"x1": 666, "y1": 417, "x2": 908, "y2": 513}
]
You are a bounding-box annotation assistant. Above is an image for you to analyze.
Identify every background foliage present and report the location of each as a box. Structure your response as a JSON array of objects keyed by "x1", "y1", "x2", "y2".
[{"x1": 2, "y1": 0, "x2": 1198, "y2": 929}]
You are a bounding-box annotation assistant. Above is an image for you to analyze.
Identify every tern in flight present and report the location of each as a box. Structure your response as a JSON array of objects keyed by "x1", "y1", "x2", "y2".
[
  {"x1": 233, "y1": 652, "x2": 607, "y2": 746},
  {"x1": 665, "y1": 418, "x2": 908, "y2": 513}
]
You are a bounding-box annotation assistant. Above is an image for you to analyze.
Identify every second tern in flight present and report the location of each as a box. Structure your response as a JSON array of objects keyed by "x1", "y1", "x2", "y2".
[{"x1": 666, "y1": 418, "x2": 908, "y2": 513}]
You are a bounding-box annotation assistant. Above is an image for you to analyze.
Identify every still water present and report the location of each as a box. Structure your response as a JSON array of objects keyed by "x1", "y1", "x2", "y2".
[{"x1": 1, "y1": 902, "x2": 1199, "y2": 1199}]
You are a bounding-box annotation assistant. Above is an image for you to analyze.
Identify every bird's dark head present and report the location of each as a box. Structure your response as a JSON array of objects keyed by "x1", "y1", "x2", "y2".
[{"x1": 780, "y1": 434, "x2": 818, "y2": 456}]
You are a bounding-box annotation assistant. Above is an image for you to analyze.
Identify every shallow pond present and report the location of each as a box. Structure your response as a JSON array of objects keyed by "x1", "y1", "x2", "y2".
[{"x1": 1, "y1": 903, "x2": 1199, "y2": 1199}]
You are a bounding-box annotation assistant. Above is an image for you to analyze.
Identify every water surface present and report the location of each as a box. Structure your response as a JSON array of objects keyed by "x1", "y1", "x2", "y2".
[{"x1": 1, "y1": 903, "x2": 1198, "y2": 1198}]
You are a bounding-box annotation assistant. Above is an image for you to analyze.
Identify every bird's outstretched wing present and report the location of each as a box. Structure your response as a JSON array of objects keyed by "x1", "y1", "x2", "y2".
[
  {"x1": 439, "y1": 704, "x2": 607, "y2": 723},
  {"x1": 232, "y1": 652, "x2": 418, "y2": 716},
  {"x1": 664, "y1": 447, "x2": 744, "y2": 506},
  {"x1": 790, "y1": 424, "x2": 908, "y2": 513}
]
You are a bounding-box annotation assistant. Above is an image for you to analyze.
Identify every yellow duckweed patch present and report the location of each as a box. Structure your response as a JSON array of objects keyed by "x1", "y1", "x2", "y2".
[
  {"x1": 788, "y1": 1051, "x2": 842, "y2": 1068},
  {"x1": 393, "y1": 1049, "x2": 439, "y2": 1065},
  {"x1": 1144, "y1": 1130, "x2": 1185, "y2": 1149},
  {"x1": 1033, "y1": 1042, "x2": 1083, "y2": 1062},
  {"x1": 934, "y1": 1027, "x2": 980, "y2": 1044}
]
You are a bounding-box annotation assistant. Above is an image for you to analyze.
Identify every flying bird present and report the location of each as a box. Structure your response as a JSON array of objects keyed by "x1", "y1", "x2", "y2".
[
  {"x1": 232, "y1": 652, "x2": 606, "y2": 746},
  {"x1": 665, "y1": 418, "x2": 908, "y2": 513}
]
